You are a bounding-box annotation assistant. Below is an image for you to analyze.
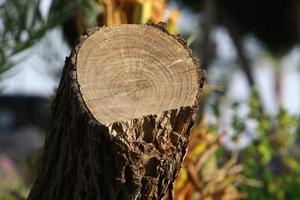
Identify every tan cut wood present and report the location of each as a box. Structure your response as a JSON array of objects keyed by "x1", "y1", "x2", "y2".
[{"x1": 77, "y1": 24, "x2": 200, "y2": 125}]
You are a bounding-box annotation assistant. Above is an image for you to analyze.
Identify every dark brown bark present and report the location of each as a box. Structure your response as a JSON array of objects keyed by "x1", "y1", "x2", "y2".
[
  {"x1": 225, "y1": 22, "x2": 255, "y2": 87},
  {"x1": 27, "y1": 25, "x2": 205, "y2": 200},
  {"x1": 200, "y1": 0, "x2": 216, "y2": 70}
]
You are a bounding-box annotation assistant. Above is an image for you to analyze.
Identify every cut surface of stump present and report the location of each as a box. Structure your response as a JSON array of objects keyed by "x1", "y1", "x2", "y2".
[
  {"x1": 27, "y1": 24, "x2": 206, "y2": 200},
  {"x1": 77, "y1": 24, "x2": 200, "y2": 125}
]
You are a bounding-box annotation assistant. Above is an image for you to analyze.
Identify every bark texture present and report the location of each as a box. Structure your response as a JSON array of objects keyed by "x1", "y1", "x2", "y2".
[{"x1": 27, "y1": 24, "x2": 206, "y2": 200}]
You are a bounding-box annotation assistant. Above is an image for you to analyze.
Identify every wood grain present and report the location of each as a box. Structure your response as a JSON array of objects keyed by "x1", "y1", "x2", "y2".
[{"x1": 77, "y1": 24, "x2": 200, "y2": 125}]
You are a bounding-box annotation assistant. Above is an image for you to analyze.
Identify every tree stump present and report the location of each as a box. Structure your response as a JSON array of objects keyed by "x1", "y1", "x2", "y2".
[{"x1": 27, "y1": 23, "x2": 206, "y2": 200}]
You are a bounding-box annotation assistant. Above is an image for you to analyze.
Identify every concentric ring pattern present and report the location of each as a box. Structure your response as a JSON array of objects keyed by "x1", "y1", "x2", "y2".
[{"x1": 77, "y1": 24, "x2": 199, "y2": 125}]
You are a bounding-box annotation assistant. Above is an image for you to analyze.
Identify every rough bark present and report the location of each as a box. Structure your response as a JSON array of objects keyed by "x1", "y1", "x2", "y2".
[{"x1": 27, "y1": 23, "x2": 206, "y2": 200}]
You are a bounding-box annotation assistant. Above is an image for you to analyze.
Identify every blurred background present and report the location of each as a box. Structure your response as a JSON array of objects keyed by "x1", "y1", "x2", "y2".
[{"x1": 0, "y1": 0, "x2": 299, "y2": 199}]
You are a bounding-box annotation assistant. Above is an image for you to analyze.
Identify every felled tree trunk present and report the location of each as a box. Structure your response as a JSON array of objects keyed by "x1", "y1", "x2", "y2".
[{"x1": 27, "y1": 23, "x2": 206, "y2": 200}]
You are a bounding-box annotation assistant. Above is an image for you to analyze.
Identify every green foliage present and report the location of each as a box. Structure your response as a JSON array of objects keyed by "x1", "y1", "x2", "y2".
[
  {"x1": 0, "y1": 181, "x2": 28, "y2": 200},
  {"x1": 0, "y1": 0, "x2": 101, "y2": 76},
  {"x1": 228, "y1": 88, "x2": 300, "y2": 200},
  {"x1": 1, "y1": 0, "x2": 49, "y2": 71},
  {"x1": 26, "y1": 154, "x2": 41, "y2": 181},
  {"x1": 208, "y1": 86, "x2": 300, "y2": 199}
]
